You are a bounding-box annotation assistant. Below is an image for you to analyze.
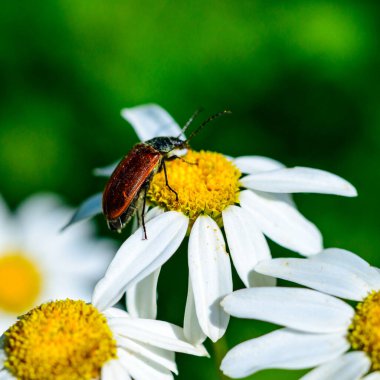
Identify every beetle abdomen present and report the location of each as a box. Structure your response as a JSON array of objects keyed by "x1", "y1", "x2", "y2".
[{"x1": 102, "y1": 143, "x2": 161, "y2": 222}]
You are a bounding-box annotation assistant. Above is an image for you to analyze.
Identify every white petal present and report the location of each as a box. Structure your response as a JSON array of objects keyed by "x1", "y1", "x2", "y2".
[
  {"x1": 16, "y1": 194, "x2": 71, "y2": 243},
  {"x1": 0, "y1": 370, "x2": 15, "y2": 380},
  {"x1": 363, "y1": 372, "x2": 380, "y2": 380},
  {"x1": 126, "y1": 268, "x2": 160, "y2": 319},
  {"x1": 0, "y1": 315, "x2": 17, "y2": 335},
  {"x1": 233, "y1": 155, "x2": 285, "y2": 174},
  {"x1": 16, "y1": 193, "x2": 62, "y2": 220},
  {"x1": 118, "y1": 348, "x2": 174, "y2": 380},
  {"x1": 312, "y1": 248, "x2": 371, "y2": 270},
  {"x1": 62, "y1": 192, "x2": 102, "y2": 230},
  {"x1": 93, "y1": 160, "x2": 120, "y2": 177},
  {"x1": 188, "y1": 216, "x2": 232, "y2": 342},
  {"x1": 45, "y1": 237, "x2": 114, "y2": 283},
  {"x1": 223, "y1": 205, "x2": 275, "y2": 287},
  {"x1": 110, "y1": 318, "x2": 208, "y2": 357},
  {"x1": 42, "y1": 276, "x2": 93, "y2": 303},
  {"x1": 184, "y1": 276, "x2": 207, "y2": 345},
  {"x1": 0, "y1": 196, "x2": 16, "y2": 251},
  {"x1": 241, "y1": 167, "x2": 357, "y2": 197},
  {"x1": 93, "y1": 212, "x2": 188, "y2": 310},
  {"x1": 9, "y1": 194, "x2": 114, "y2": 305},
  {"x1": 240, "y1": 190, "x2": 323, "y2": 255},
  {"x1": 301, "y1": 351, "x2": 371, "y2": 380},
  {"x1": 221, "y1": 328, "x2": 349, "y2": 378},
  {"x1": 255, "y1": 258, "x2": 372, "y2": 301},
  {"x1": 222, "y1": 287, "x2": 354, "y2": 333},
  {"x1": 145, "y1": 206, "x2": 165, "y2": 222},
  {"x1": 121, "y1": 104, "x2": 183, "y2": 142},
  {"x1": 116, "y1": 336, "x2": 177, "y2": 374},
  {"x1": 101, "y1": 358, "x2": 131, "y2": 380},
  {"x1": 131, "y1": 206, "x2": 165, "y2": 234},
  {"x1": 271, "y1": 192, "x2": 297, "y2": 208},
  {"x1": 103, "y1": 307, "x2": 130, "y2": 320},
  {"x1": 311, "y1": 248, "x2": 380, "y2": 289}
]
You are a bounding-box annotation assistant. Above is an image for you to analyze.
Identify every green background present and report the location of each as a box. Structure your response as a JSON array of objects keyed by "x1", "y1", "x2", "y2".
[{"x1": 1, "y1": 1, "x2": 379, "y2": 378}]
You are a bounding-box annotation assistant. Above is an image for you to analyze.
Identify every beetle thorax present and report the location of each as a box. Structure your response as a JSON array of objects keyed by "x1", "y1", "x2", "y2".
[{"x1": 145, "y1": 136, "x2": 185, "y2": 153}]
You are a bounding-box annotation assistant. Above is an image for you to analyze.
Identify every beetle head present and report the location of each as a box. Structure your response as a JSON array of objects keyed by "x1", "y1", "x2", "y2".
[
  {"x1": 145, "y1": 110, "x2": 230, "y2": 155},
  {"x1": 145, "y1": 136, "x2": 187, "y2": 153}
]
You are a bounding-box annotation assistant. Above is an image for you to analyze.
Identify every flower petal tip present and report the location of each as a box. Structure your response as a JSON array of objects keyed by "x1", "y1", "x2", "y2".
[
  {"x1": 346, "y1": 184, "x2": 358, "y2": 197},
  {"x1": 197, "y1": 345, "x2": 210, "y2": 358},
  {"x1": 220, "y1": 358, "x2": 237, "y2": 379}
]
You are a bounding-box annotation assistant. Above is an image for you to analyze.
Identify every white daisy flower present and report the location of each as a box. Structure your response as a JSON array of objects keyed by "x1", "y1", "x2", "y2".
[
  {"x1": 69, "y1": 104, "x2": 357, "y2": 343},
  {"x1": 0, "y1": 193, "x2": 114, "y2": 333},
  {"x1": 221, "y1": 248, "x2": 380, "y2": 379},
  {"x1": 0, "y1": 297, "x2": 208, "y2": 380}
]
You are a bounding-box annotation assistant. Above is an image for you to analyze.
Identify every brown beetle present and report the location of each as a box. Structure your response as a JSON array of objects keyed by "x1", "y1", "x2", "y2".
[{"x1": 102, "y1": 110, "x2": 230, "y2": 238}]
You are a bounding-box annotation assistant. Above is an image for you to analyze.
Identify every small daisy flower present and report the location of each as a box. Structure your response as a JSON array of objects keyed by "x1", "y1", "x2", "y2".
[
  {"x1": 69, "y1": 104, "x2": 356, "y2": 343},
  {"x1": 221, "y1": 248, "x2": 380, "y2": 379},
  {"x1": 0, "y1": 193, "x2": 113, "y2": 333},
  {"x1": 0, "y1": 298, "x2": 208, "y2": 380}
]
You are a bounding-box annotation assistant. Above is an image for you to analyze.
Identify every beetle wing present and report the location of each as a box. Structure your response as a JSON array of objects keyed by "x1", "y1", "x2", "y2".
[{"x1": 102, "y1": 143, "x2": 161, "y2": 220}]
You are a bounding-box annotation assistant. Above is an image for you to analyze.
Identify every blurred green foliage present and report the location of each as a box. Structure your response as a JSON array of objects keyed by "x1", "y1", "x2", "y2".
[{"x1": 1, "y1": 1, "x2": 379, "y2": 378}]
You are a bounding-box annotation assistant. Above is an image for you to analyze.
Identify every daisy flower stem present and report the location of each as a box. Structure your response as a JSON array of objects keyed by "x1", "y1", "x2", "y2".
[{"x1": 213, "y1": 337, "x2": 230, "y2": 380}]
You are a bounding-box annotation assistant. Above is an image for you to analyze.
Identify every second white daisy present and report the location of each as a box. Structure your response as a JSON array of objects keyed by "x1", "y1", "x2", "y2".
[{"x1": 221, "y1": 248, "x2": 380, "y2": 379}]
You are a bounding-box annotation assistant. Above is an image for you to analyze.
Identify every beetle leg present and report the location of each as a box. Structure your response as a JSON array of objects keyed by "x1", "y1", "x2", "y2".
[
  {"x1": 162, "y1": 160, "x2": 179, "y2": 201},
  {"x1": 167, "y1": 155, "x2": 197, "y2": 166},
  {"x1": 141, "y1": 186, "x2": 148, "y2": 240}
]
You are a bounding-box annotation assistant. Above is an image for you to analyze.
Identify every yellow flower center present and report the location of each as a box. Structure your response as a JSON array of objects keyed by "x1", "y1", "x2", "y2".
[
  {"x1": 348, "y1": 291, "x2": 380, "y2": 370},
  {"x1": 0, "y1": 252, "x2": 42, "y2": 314},
  {"x1": 4, "y1": 299, "x2": 117, "y2": 380},
  {"x1": 148, "y1": 150, "x2": 241, "y2": 226}
]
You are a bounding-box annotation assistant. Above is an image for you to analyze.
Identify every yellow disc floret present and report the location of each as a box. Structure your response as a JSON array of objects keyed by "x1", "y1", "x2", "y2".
[
  {"x1": 0, "y1": 252, "x2": 42, "y2": 314},
  {"x1": 4, "y1": 299, "x2": 117, "y2": 380},
  {"x1": 148, "y1": 150, "x2": 241, "y2": 226},
  {"x1": 348, "y1": 291, "x2": 380, "y2": 370}
]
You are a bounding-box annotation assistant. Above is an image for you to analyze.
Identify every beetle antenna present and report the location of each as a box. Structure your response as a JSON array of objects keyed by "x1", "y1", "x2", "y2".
[
  {"x1": 186, "y1": 110, "x2": 232, "y2": 143},
  {"x1": 178, "y1": 108, "x2": 204, "y2": 139}
]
